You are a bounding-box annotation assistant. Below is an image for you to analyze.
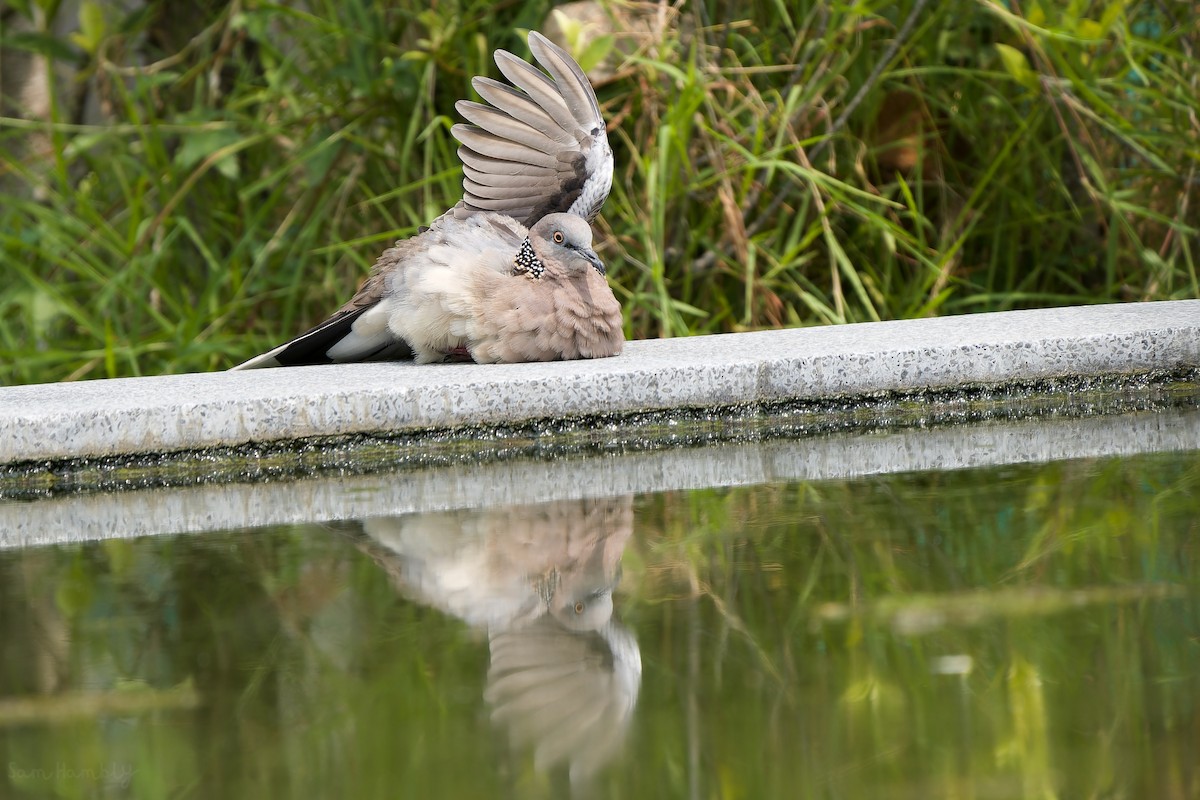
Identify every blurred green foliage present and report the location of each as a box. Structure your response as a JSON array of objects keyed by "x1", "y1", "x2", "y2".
[
  {"x1": 1, "y1": 450, "x2": 1197, "y2": 796},
  {"x1": 0, "y1": 0, "x2": 1196, "y2": 384}
]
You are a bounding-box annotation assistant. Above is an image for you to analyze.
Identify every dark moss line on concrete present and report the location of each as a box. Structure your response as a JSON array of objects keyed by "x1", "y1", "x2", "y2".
[{"x1": 3, "y1": 368, "x2": 1197, "y2": 501}]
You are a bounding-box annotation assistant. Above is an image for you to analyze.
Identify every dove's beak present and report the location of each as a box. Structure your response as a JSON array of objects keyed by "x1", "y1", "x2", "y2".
[{"x1": 580, "y1": 246, "x2": 606, "y2": 277}]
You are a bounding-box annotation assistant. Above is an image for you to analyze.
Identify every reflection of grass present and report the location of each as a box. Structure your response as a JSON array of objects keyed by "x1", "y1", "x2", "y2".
[
  {"x1": 2, "y1": 2, "x2": 1198, "y2": 384},
  {"x1": 639, "y1": 452, "x2": 1200, "y2": 607},
  {"x1": 2, "y1": 451, "x2": 1197, "y2": 796},
  {"x1": 0, "y1": 682, "x2": 199, "y2": 726},
  {"x1": 812, "y1": 582, "x2": 1187, "y2": 633},
  {"x1": 634, "y1": 451, "x2": 1200, "y2": 798}
]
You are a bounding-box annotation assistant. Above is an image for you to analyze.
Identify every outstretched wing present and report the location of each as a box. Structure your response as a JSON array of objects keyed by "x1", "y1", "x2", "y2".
[
  {"x1": 486, "y1": 617, "x2": 641, "y2": 780},
  {"x1": 452, "y1": 31, "x2": 613, "y2": 226}
]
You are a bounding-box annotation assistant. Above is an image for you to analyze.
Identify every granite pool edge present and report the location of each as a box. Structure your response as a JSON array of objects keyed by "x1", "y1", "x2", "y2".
[
  {"x1": 2, "y1": 300, "x2": 1198, "y2": 465},
  {"x1": 5, "y1": 406, "x2": 1198, "y2": 549}
]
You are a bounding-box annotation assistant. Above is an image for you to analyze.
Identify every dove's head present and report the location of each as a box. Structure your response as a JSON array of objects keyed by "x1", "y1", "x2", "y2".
[
  {"x1": 550, "y1": 586, "x2": 615, "y2": 632},
  {"x1": 530, "y1": 213, "x2": 606, "y2": 277}
]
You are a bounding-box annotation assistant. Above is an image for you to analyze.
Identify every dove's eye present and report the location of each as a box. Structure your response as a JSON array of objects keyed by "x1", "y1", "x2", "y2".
[
  {"x1": 575, "y1": 601, "x2": 585, "y2": 614},
  {"x1": 553, "y1": 231, "x2": 564, "y2": 244}
]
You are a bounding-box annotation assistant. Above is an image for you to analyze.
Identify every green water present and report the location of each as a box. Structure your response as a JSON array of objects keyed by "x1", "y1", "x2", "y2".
[{"x1": 1, "y1": 450, "x2": 1198, "y2": 799}]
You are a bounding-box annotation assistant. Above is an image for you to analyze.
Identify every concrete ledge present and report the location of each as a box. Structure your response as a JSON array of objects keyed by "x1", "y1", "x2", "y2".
[
  {"x1": 2, "y1": 300, "x2": 1198, "y2": 464},
  {"x1": 4, "y1": 406, "x2": 1197, "y2": 549}
]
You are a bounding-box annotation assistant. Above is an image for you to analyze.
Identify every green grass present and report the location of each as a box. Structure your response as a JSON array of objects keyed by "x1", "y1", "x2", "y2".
[{"x1": 1, "y1": 0, "x2": 1197, "y2": 385}]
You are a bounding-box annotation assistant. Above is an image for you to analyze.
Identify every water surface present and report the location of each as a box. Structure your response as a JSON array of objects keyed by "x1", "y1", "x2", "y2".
[{"x1": 1, "y1": 450, "x2": 1197, "y2": 798}]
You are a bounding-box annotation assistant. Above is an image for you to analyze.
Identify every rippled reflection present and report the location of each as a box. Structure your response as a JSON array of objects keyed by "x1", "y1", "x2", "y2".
[
  {"x1": 353, "y1": 495, "x2": 640, "y2": 781},
  {"x1": 4, "y1": 449, "x2": 1198, "y2": 798}
]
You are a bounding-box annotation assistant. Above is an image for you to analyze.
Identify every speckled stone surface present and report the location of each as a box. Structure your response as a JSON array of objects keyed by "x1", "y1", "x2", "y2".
[
  {"x1": 1, "y1": 300, "x2": 1197, "y2": 464},
  {"x1": 3, "y1": 406, "x2": 1197, "y2": 548}
]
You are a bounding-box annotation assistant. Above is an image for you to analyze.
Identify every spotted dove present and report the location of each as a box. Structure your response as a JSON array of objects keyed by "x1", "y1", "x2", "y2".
[
  {"x1": 352, "y1": 495, "x2": 641, "y2": 779},
  {"x1": 232, "y1": 32, "x2": 622, "y2": 369}
]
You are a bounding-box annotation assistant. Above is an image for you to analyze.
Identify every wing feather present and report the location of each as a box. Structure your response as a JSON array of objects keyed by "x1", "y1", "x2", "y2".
[{"x1": 452, "y1": 31, "x2": 613, "y2": 225}]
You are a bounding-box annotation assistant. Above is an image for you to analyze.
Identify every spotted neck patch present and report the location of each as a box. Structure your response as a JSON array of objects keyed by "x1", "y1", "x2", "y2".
[{"x1": 512, "y1": 238, "x2": 544, "y2": 279}]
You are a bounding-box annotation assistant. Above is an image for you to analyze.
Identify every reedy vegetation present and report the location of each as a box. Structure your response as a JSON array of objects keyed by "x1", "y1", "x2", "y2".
[{"x1": 0, "y1": 0, "x2": 1196, "y2": 384}]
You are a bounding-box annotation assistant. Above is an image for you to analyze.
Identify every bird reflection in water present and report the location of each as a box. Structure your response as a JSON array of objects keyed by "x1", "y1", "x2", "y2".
[{"x1": 352, "y1": 495, "x2": 640, "y2": 783}]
